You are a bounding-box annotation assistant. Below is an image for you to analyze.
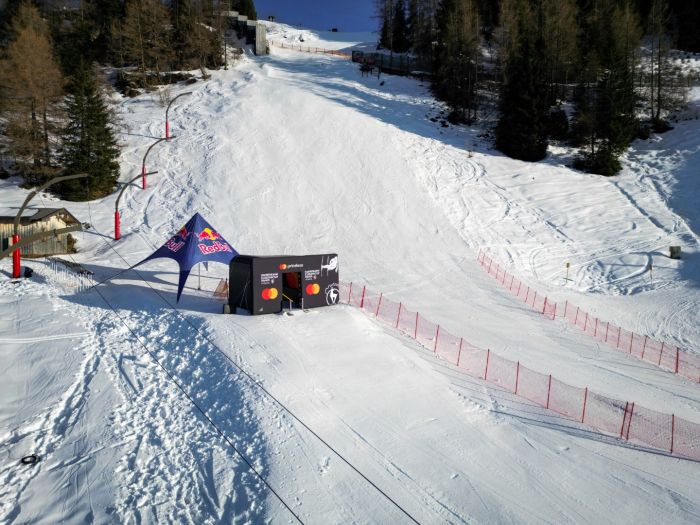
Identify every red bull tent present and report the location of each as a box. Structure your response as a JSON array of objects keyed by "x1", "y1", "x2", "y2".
[{"x1": 135, "y1": 213, "x2": 238, "y2": 301}]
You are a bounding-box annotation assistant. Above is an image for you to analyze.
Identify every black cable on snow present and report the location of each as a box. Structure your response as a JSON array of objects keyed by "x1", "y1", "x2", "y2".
[
  {"x1": 85, "y1": 230, "x2": 421, "y2": 525},
  {"x1": 90, "y1": 284, "x2": 305, "y2": 524}
]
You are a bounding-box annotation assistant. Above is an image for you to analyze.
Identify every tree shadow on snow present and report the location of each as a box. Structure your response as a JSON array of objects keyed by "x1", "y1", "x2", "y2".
[{"x1": 258, "y1": 51, "x2": 493, "y2": 154}]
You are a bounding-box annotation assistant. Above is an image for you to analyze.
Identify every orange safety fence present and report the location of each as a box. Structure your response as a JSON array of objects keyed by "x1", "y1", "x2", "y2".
[
  {"x1": 477, "y1": 250, "x2": 700, "y2": 385},
  {"x1": 268, "y1": 40, "x2": 351, "y2": 58},
  {"x1": 339, "y1": 280, "x2": 700, "y2": 461}
]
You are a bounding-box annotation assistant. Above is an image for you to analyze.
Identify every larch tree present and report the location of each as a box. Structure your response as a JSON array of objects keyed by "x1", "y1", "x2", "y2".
[
  {"x1": 646, "y1": 0, "x2": 687, "y2": 130},
  {"x1": 0, "y1": 1, "x2": 64, "y2": 185},
  {"x1": 117, "y1": 0, "x2": 174, "y2": 78},
  {"x1": 435, "y1": 0, "x2": 481, "y2": 122}
]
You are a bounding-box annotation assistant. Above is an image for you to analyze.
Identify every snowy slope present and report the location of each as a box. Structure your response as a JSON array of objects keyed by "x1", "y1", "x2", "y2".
[{"x1": 2, "y1": 26, "x2": 700, "y2": 524}]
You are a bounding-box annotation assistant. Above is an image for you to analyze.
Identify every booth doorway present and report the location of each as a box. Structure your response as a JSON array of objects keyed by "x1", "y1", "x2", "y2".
[{"x1": 282, "y1": 271, "x2": 303, "y2": 307}]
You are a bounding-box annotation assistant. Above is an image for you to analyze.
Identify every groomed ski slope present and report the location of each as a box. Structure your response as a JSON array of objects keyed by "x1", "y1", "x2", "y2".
[{"x1": 1, "y1": 24, "x2": 700, "y2": 523}]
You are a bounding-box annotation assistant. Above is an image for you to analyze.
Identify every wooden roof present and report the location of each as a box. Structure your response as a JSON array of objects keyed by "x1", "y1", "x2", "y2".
[{"x1": 0, "y1": 208, "x2": 81, "y2": 225}]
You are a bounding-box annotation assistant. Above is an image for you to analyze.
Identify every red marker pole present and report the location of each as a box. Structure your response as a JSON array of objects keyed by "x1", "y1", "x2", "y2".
[
  {"x1": 165, "y1": 120, "x2": 170, "y2": 140},
  {"x1": 142, "y1": 163, "x2": 147, "y2": 189},
  {"x1": 12, "y1": 234, "x2": 20, "y2": 278},
  {"x1": 114, "y1": 211, "x2": 121, "y2": 240}
]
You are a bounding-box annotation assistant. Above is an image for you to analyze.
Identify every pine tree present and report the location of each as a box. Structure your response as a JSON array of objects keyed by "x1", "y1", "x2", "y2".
[
  {"x1": 234, "y1": 0, "x2": 257, "y2": 21},
  {"x1": 410, "y1": 0, "x2": 439, "y2": 61},
  {"x1": 392, "y1": 0, "x2": 410, "y2": 52},
  {"x1": 495, "y1": 0, "x2": 549, "y2": 161},
  {"x1": 0, "y1": 2, "x2": 64, "y2": 185},
  {"x1": 572, "y1": 1, "x2": 641, "y2": 175},
  {"x1": 57, "y1": 63, "x2": 120, "y2": 200},
  {"x1": 377, "y1": 0, "x2": 395, "y2": 50}
]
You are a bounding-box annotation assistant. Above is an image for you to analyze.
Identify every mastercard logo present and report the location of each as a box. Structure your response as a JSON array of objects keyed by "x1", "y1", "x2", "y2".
[
  {"x1": 305, "y1": 283, "x2": 321, "y2": 295},
  {"x1": 279, "y1": 264, "x2": 287, "y2": 270},
  {"x1": 261, "y1": 288, "x2": 279, "y2": 300}
]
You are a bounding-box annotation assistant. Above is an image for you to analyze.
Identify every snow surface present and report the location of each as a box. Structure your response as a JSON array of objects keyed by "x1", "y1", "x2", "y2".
[{"x1": 1, "y1": 26, "x2": 700, "y2": 524}]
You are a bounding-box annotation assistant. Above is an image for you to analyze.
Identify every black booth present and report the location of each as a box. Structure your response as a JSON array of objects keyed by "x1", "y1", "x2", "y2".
[{"x1": 228, "y1": 254, "x2": 339, "y2": 314}]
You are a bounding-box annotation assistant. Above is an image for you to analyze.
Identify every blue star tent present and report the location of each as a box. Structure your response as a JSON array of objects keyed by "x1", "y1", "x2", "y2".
[{"x1": 136, "y1": 213, "x2": 238, "y2": 301}]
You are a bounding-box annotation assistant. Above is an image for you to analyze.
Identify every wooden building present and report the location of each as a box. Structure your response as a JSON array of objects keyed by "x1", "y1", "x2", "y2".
[{"x1": 0, "y1": 208, "x2": 82, "y2": 257}]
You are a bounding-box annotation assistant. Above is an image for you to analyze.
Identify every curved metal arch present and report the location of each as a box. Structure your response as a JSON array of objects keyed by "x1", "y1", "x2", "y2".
[
  {"x1": 14, "y1": 173, "x2": 88, "y2": 234},
  {"x1": 115, "y1": 171, "x2": 158, "y2": 211}
]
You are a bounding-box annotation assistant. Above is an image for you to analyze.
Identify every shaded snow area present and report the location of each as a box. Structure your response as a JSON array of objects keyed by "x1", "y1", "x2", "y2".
[{"x1": 2, "y1": 25, "x2": 700, "y2": 524}]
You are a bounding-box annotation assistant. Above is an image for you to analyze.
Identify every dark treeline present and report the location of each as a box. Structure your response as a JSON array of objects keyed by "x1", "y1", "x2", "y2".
[
  {"x1": 0, "y1": 0, "x2": 255, "y2": 199},
  {"x1": 376, "y1": 0, "x2": 694, "y2": 175}
]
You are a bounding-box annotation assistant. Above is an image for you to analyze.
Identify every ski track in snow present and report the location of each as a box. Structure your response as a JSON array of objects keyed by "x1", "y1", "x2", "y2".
[{"x1": 2, "y1": 28, "x2": 700, "y2": 523}]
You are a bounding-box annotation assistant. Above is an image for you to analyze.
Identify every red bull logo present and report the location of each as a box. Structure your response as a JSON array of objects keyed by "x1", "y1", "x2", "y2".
[
  {"x1": 196, "y1": 227, "x2": 232, "y2": 255},
  {"x1": 198, "y1": 227, "x2": 221, "y2": 242},
  {"x1": 176, "y1": 226, "x2": 190, "y2": 240},
  {"x1": 166, "y1": 224, "x2": 191, "y2": 252}
]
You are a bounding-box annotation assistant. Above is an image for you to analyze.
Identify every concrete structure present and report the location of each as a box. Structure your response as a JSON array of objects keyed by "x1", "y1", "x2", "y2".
[
  {"x1": 0, "y1": 208, "x2": 81, "y2": 257},
  {"x1": 222, "y1": 10, "x2": 268, "y2": 55}
]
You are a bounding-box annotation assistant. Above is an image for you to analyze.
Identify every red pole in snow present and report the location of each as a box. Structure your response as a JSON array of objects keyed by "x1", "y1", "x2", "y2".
[
  {"x1": 516, "y1": 281, "x2": 522, "y2": 297},
  {"x1": 114, "y1": 210, "x2": 121, "y2": 240},
  {"x1": 605, "y1": 322, "x2": 610, "y2": 342},
  {"x1": 629, "y1": 332, "x2": 634, "y2": 354},
  {"x1": 564, "y1": 300, "x2": 568, "y2": 319},
  {"x1": 583, "y1": 312, "x2": 588, "y2": 331},
  {"x1": 674, "y1": 348, "x2": 680, "y2": 374},
  {"x1": 10, "y1": 172, "x2": 87, "y2": 278},
  {"x1": 433, "y1": 325, "x2": 440, "y2": 353},
  {"x1": 620, "y1": 402, "x2": 629, "y2": 438},
  {"x1": 141, "y1": 137, "x2": 166, "y2": 190},
  {"x1": 574, "y1": 307, "x2": 579, "y2": 325},
  {"x1": 546, "y1": 374, "x2": 552, "y2": 409},
  {"x1": 581, "y1": 387, "x2": 588, "y2": 423},
  {"x1": 594, "y1": 318, "x2": 599, "y2": 337},
  {"x1": 531, "y1": 291, "x2": 537, "y2": 308},
  {"x1": 509, "y1": 275, "x2": 514, "y2": 290},
  {"x1": 483, "y1": 349, "x2": 490, "y2": 380},
  {"x1": 114, "y1": 170, "x2": 158, "y2": 240},
  {"x1": 514, "y1": 361, "x2": 520, "y2": 394},
  {"x1": 525, "y1": 287, "x2": 530, "y2": 304},
  {"x1": 457, "y1": 338, "x2": 464, "y2": 367},
  {"x1": 375, "y1": 293, "x2": 382, "y2": 317},
  {"x1": 625, "y1": 402, "x2": 634, "y2": 440},
  {"x1": 670, "y1": 414, "x2": 675, "y2": 454},
  {"x1": 11, "y1": 234, "x2": 20, "y2": 278},
  {"x1": 396, "y1": 302, "x2": 402, "y2": 328},
  {"x1": 359, "y1": 286, "x2": 366, "y2": 309},
  {"x1": 414, "y1": 312, "x2": 419, "y2": 339},
  {"x1": 347, "y1": 282, "x2": 353, "y2": 304},
  {"x1": 542, "y1": 297, "x2": 548, "y2": 315}
]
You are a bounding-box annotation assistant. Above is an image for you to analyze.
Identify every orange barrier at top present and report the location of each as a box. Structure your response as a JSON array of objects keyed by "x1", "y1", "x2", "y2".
[
  {"x1": 477, "y1": 250, "x2": 700, "y2": 385},
  {"x1": 339, "y1": 280, "x2": 700, "y2": 461},
  {"x1": 268, "y1": 40, "x2": 351, "y2": 58}
]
